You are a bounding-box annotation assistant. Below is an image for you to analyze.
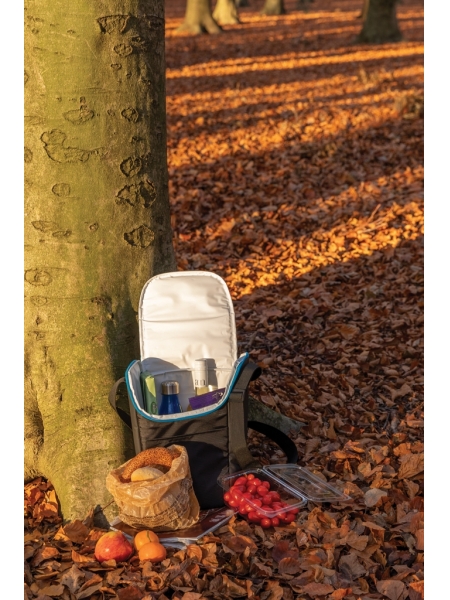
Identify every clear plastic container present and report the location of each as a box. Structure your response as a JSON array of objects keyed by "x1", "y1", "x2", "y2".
[
  {"x1": 219, "y1": 468, "x2": 307, "y2": 519},
  {"x1": 218, "y1": 465, "x2": 351, "y2": 525}
]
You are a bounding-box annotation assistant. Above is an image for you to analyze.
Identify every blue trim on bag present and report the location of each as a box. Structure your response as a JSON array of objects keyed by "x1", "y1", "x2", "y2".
[{"x1": 124, "y1": 353, "x2": 249, "y2": 423}]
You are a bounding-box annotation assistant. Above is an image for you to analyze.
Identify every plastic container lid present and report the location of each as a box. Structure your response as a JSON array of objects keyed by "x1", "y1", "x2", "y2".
[
  {"x1": 218, "y1": 465, "x2": 351, "y2": 512},
  {"x1": 265, "y1": 465, "x2": 351, "y2": 503}
]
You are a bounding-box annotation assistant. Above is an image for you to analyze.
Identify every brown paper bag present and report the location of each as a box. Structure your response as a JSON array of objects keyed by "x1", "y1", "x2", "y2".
[{"x1": 106, "y1": 444, "x2": 200, "y2": 531}]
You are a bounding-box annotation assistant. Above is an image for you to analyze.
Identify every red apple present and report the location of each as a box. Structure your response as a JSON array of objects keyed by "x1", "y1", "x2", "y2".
[{"x1": 94, "y1": 531, "x2": 134, "y2": 563}]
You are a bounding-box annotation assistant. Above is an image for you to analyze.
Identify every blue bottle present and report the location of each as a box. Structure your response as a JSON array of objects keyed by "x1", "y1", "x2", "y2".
[{"x1": 159, "y1": 381, "x2": 182, "y2": 415}]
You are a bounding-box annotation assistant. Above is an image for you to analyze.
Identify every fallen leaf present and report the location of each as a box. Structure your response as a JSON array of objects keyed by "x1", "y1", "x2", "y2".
[
  {"x1": 364, "y1": 488, "x2": 388, "y2": 507},
  {"x1": 376, "y1": 579, "x2": 405, "y2": 600},
  {"x1": 60, "y1": 564, "x2": 85, "y2": 593},
  {"x1": 32, "y1": 546, "x2": 60, "y2": 567},
  {"x1": 117, "y1": 586, "x2": 145, "y2": 600},
  {"x1": 38, "y1": 584, "x2": 64, "y2": 597},
  {"x1": 301, "y1": 582, "x2": 334, "y2": 597},
  {"x1": 63, "y1": 520, "x2": 90, "y2": 544},
  {"x1": 329, "y1": 589, "x2": 353, "y2": 599},
  {"x1": 337, "y1": 324, "x2": 360, "y2": 340},
  {"x1": 408, "y1": 580, "x2": 424, "y2": 600},
  {"x1": 398, "y1": 453, "x2": 424, "y2": 479},
  {"x1": 224, "y1": 535, "x2": 257, "y2": 554},
  {"x1": 278, "y1": 557, "x2": 302, "y2": 575},
  {"x1": 272, "y1": 541, "x2": 299, "y2": 563}
]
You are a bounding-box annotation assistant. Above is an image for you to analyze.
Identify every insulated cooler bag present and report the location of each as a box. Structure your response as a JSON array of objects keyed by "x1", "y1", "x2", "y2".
[{"x1": 109, "y1": 271, "x2": 298, "y2": 509}]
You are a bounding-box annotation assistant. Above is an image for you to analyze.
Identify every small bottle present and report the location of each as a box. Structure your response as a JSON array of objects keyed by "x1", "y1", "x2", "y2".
[
  {"x1": 159, "y1": 381, "x2": 182, "y2": 415},
  {"x1": 193, "y1": 359, "x2": 209, "y2": 396}
]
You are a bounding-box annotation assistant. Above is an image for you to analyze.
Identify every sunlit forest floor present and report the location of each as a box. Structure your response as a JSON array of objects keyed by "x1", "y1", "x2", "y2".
[
  {"x1": 25, "y1": 2, "x2": 424, "y2": 598},
  {"x1": 165, "y1": 0, "x2": 423, "y2": 428}
]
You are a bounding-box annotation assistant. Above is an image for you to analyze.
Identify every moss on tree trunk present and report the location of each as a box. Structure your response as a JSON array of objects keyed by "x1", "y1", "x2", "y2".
[
  {"x1": 261, "y1": 0, "x2": 286, "y2": 16},
  {"x1": 213, "y1": 0, "x2": 240, "y2": 25},
  {"x1": 178, "y1": 0, "x2": 222, "y2": 34},
  {"x1": 357, "y1": 0, "x2": 402, "y2": 43},
  {"x1": 24, "y1": 0, "x2": 176, "y2": 521}
]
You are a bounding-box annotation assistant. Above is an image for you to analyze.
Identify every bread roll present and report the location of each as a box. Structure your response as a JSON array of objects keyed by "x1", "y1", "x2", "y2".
[{"x1": 130, "y1": 466, "x2": 164, "y2": 482}]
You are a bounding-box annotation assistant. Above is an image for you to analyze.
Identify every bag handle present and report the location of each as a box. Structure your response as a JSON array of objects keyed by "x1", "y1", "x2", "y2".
[
  {"x1": 109, "y1": 377, "x2": 132, "y2": 430},
  {"x1": 247, "y1": 420, "x2": 298, "y2": 464}
]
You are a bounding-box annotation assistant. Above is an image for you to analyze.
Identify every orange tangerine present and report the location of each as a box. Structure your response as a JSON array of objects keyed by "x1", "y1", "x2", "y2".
[
  {"x1": 134, "y1": 530, "x2": 160, "y2": 551},
  {"x1": 138, "y1": 541, "x2": 167, "y2": 563}
]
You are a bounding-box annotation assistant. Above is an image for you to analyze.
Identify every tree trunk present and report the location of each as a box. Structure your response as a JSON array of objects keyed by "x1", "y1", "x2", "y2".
[
  {"x1": 236, "y1": 0, "x2": 249, "y2": 8},
  {"x1": 24, "y1": 0, "x2": 176, "y2": 521},
  {"x1": 178, "y1": 0, "x2": 222, "y2": 34},
  {"x1": 296, "y1": 0, "x2": 314, "y2": 12},
  {"x1": 359, "y1": 0, "x2": 369, "y2": 19},
  {"x1": 261, "y1": 0, "x2": 286, "y2": 16},
  {"x1": 213, "y1": 0, "x2": 240, "y2": 25},
  {"x1": 357, "y1": 0, "x2": 401, "y2": 43}
]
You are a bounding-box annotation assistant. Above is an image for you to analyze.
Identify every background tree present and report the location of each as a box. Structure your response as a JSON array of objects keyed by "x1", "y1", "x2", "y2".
[
  {"x1": 24, "y1": 0, "x2": 176, "y2": 520},
  {"x1": 357, "y1": 0, "x2": 402, "y2": 43},
  {"x1": 177, "y1": 0, "x2": 222, "y2": 34},
  {"x1": 297, "y1": 0, "x2": 314, "y2": 11},
  {"x1": 213, "y1": 0, "x2": 240, "y2": 25},
  {"x1": 261, "y1": 0, "x2": 286, "y2": 17}
]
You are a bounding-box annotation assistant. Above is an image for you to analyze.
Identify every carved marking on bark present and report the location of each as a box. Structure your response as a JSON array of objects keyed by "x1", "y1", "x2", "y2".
[
  {"x1": 97, "y1": 15, "x2": 130, "y2": 34},
  {"x1": 30, "y1": 296, "x2": 48, "y2": 306},
  {"x1": 120, "y1": 156, "x2": 142, "y2": 177},
  {"x1": 111, "y1": 63, "x2": 122, "y2": 70},
  {"x1": 63, "y1": 107, "x2": 94, "y2": 125},
  {"x1": 121, "y1": 107, "x2": 139, "y2": 122},
  {"x1": 130, "y1": 36, "x2": 150, "y2": 52},
  {"x1": 124, "y1": 225, "x2": 155, "y2": 248},
  {"x1": 91, "y1": 295, "x2": 112, "y2": 310},
  {"x1": 116, "y1": 179, "x2": 156, "y2": 208},
  {"x1": 52, "y1": 230, "x2": 72, "y2": 238},
  {"x1": 25, "y1": 147, "x2": 33, "y2": 163},
  {"x1": 52, "y1": 183, "x2": 71, "y2": 196},
  {"x1": 41, "y1": 130, "x2": 105, "y2": 163},
  {"x1": 114, "y1": 43, "x2": 133, "y2": 57},
  {"x1": 88, "y1": 223, "x2": 99, "y2": 231},
  {"x1": 25, "y1": 270, "x2": 53, "y2": 286},
  {"x1": 26, "y1": 16, "x2": 44, "y2": 34},
  {"x1": 24, "y1": 71, "x2": 29, "y2": 85},
  {"x1": 25, "y1": 116, "x2": 44, "y2": 126},
  {"x1": 32, "y1": 221, "x2": 58, "y2": 233}
]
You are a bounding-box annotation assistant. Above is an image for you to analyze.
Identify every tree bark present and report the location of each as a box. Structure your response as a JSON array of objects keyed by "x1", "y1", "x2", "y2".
[
  {"x1": 24, "y1": 0, "x2": 176, "y2": 521},
  {"x1": 297, "y1": 0, "x2": 314, "y2": 12},
  {"x1": 236, "y1": 0, "x2": 249, "y2": 7},
  {"x1": 213, "y1": 0, "x2": 240, "y2": 25},
  {"x1": 357, "y1": 0, "x2": 402, "y2": 43},
  {"x1": 359, "y1": 0, "x2": 369, "y2": 19},
  {"x1": 178, "y1": 0, "x2": 222, "y2": 34},
  {"x1": 261, "y1": 0, "x2": 286, "y2": 16}
]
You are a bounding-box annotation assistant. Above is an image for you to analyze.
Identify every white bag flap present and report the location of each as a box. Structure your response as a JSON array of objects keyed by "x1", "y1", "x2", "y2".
[{"x1": 139, "y1": 271, "x2": 237, "y2": 372}]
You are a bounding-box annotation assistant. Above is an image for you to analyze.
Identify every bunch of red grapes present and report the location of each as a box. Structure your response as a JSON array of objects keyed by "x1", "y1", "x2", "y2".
[{"x1": 223, "y1": 473, "x2": 299, "y2": 528}]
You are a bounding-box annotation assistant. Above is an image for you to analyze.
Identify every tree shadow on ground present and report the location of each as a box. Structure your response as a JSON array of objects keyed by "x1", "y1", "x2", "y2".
[{"x1": 228, "y1": 235, "x2": 424, "y2": 419}]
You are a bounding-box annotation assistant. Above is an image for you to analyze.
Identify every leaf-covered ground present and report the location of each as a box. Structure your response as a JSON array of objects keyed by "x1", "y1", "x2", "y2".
[{"x1": 24, "y1": 0, "x2": 424, "y2": 599}]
